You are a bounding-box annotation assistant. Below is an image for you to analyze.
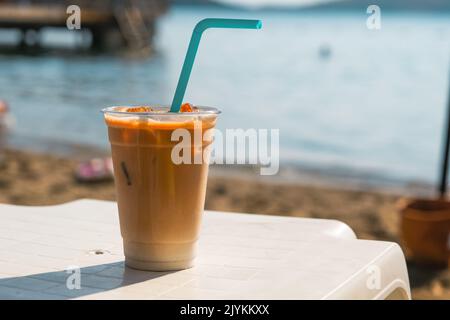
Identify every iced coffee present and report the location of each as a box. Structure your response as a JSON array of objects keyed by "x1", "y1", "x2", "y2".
[{"x1": 103, "y1": 104, "x2": 219, "y2": 271}]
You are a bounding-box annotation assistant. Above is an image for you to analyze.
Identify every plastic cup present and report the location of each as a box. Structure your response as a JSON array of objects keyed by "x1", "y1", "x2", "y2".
[{"x1": 102, "y1": 106, "x2": 220, "y2": 271}]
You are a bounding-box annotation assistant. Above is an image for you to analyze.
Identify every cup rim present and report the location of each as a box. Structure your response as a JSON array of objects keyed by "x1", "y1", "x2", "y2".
[{"x1": 102, "y1": 105, "x2": 221, "y2": 116}]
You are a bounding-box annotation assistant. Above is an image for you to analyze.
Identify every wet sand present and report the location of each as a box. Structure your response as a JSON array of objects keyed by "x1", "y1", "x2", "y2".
[{"x1": 0, "y1": 148, "x2": 448, "y2": 299}]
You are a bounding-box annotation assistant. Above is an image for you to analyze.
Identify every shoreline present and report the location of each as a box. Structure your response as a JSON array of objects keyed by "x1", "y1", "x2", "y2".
[{"x1": 4, "y1": 134, "x2": 436, "y2": 198}]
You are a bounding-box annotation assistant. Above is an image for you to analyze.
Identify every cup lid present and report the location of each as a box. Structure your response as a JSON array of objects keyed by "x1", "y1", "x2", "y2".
[{"x1": 102, "y1": 105, "x2": 221, "y2": 116}]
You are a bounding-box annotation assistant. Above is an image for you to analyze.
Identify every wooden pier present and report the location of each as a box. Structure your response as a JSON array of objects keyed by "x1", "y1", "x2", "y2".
[{"x1": 0, "y1": 0, "x2": 169, "y2": 52}]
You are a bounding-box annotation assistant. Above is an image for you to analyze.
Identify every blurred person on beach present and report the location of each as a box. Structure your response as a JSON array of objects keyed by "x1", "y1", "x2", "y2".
[{"x1": 0, "y1": 100, "x2": 15, "y2": 162}]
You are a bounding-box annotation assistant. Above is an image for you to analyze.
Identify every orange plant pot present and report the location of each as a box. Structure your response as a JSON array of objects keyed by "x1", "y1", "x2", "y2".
[{"x1": 398, "y1": 198, "x2": 450, "y2": 267}]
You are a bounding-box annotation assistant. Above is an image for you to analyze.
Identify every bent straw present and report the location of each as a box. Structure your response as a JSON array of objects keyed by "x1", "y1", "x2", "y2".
[{"x1": 170, "y1": 18, "x2": 262, "y2": 112}]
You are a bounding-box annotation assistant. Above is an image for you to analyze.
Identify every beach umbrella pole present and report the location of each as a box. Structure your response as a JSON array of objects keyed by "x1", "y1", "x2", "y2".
[{"x1": 438, "y1": 68, "x2": 450, "y2": 198}]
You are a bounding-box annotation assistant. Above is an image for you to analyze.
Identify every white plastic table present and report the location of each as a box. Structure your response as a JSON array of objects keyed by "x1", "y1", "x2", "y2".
[{"x1": 0, "y1": 199, "x2": 411, "y2": 299}]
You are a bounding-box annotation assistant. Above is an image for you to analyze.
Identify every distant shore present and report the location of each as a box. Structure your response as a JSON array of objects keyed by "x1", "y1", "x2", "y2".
[
  {"x1": 0, "y1": 147, "x2": 448, "y2": 299},
  {"x1": 4, "y1": 133, "x2": 436, "y2": 196}
]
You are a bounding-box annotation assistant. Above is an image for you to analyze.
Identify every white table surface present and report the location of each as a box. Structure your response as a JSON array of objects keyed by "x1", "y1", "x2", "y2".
[{"x1": 0, "y1": 199, "x2": 411, "y2": 299}]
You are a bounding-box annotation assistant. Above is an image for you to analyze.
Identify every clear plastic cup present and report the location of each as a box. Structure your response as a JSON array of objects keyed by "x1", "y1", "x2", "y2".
[{"x1": 102, "y1": 106, "x2": 220, "y2": 271}]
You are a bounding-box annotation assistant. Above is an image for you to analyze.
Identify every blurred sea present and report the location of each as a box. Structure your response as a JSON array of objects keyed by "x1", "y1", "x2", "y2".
[{"x1": 0, "y1": 6, "x2": 449, "y2": 185}]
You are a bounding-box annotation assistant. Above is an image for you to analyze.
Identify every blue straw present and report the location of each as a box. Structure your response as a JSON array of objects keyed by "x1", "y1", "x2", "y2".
[{"x1": 170, "y1": 18, "x2": 262, "y2": 113}]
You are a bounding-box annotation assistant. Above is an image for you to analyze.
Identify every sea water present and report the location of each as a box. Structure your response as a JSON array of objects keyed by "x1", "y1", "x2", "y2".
[{"x1": 0, "y1": 6, "x2": 449, "y2": 184}]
